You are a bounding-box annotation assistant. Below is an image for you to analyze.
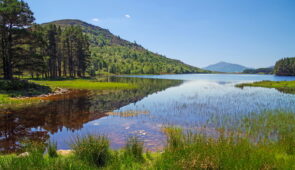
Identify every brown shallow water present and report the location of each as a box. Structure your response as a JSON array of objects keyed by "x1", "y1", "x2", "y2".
[{"x1": 1, "y1": 75, "x2": 295, "y2": 154}]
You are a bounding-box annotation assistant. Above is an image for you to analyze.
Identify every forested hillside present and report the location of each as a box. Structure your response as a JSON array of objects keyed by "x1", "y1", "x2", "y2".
[
  {"x1": 0, "y1": 0, "x2": 207, "y2": 80},
  {"x1": 274, "y1": 57, "x2": 295, "y2": 76},
  {"x1": 46, "y1": 19, "x2": 208, "y2": 75},
  {"x1": 243, "y1": 67, "x2": 273, "y2": 74}
]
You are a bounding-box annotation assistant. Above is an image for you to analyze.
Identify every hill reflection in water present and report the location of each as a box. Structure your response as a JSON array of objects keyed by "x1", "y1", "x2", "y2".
[{"x1": 0, "y1": 77, "x2": 182, "y2": 153}]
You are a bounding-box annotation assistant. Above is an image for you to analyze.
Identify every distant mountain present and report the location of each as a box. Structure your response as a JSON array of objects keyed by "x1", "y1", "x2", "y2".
[
  {"x1": 43, "y1": 19, "x2": 208, "y2": 74},
  {"x1": 203, "y1": 62, "x2": 249, "y2": 73}
]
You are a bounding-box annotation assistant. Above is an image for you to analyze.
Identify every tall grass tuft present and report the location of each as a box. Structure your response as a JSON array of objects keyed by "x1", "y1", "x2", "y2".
[
  {"x1": 163, "y1": 127, "x2": 184, "y2": 150},
  {"x1": 124, "y1": 136, "x2": 145, "y2": 162},
  {"x1": 71, "y1": 135, "x2": 112, "y2": 167},
  {"x1": 47, "y1": 141, "x2": 58, "y2": 158}
]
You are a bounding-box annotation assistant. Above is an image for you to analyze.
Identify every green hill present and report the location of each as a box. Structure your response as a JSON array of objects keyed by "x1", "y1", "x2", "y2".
[
  {"x1": 44, "y1": 19, "x2": 208, "y2": 75},
  {"x1": 274, "y1": 57, "x2": 295, "y2": 76}
]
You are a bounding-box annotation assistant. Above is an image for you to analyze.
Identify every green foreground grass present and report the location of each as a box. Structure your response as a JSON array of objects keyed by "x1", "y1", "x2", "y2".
[
  {"x1": 1, "y1": 111, "x2": 295, "y2": 169},
  {"x1": 236, "y1": 80, "x2": 295, "y2": 94}
]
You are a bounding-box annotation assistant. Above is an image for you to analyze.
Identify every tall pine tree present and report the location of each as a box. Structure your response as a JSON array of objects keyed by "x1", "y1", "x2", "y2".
[{"x1": 0, "y1": 0, "x2": 34, "y2": 80}]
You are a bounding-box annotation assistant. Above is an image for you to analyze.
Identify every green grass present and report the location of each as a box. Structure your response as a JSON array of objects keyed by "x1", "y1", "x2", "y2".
[
  {"x1": 71, "y1": 135, "x2": 112, "y2": 167},
  {"x1": 0, "y1": 79, "x2": 50, "y2": 109},
  {"x1": 155, "y1": 115, "x2": 295, "y2": 169},
  {"x1": 2, "y1": 111, "x2": 295, "y2": 169},
  {"x1": 236, "y1": 80, "x2": 295, "y2": 94},
  {"x1": 0, "y1": 135, "x2": 155, "y2": 170},
  {"x1": 0, "y1": 79, "x2": 137, "y2": 110},
  {"x1": 0, "y1": 79, "x2": 52, "y2": 97},
  {"x1": 31, "y1": 79, "x2": 137, "y2": 90},
  {"x1": 123, "y1": 136, "x2": 145, "y2": 163},
  {"x1": 0, "y1": 94, "x2": 42, "y2": 108}
]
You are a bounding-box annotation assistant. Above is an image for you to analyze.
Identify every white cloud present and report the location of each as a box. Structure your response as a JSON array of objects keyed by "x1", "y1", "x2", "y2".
[
  {"x1": 124, "y1": 14, "x2": 131, "y2": 19},
  {"x1": 92, "y1": 18, "x2": 100, "y2": 22}
]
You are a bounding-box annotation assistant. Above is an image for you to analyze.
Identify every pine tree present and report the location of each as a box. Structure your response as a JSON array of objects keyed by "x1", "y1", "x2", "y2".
[{"x1": 0, "y1": 0, "x2": 34, "y2": 79}]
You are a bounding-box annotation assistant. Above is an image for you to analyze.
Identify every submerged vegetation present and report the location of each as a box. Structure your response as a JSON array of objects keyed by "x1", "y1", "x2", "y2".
[
  {"x1": 1, "y1": 111, "x2": 295, "y2": 169},
  {"x1": 236, "y1": 80, "x2": 295, "y2": 94}
]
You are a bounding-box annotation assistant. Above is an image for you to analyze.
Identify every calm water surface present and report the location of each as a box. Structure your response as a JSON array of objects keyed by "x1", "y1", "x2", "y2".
[{"x1": 1, "y1": 74, "x2": 295, "y2": 153}]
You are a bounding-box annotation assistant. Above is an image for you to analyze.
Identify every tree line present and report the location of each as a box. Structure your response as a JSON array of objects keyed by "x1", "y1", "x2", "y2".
[
  {"x1": 274, "y1": 57, "x2": 295, "y2": 76},
  {"x1": 0, "y1": 0, "x2": 90, "y2": 80},
  {"x1": 88, "y1": 46, "x2": 206, "y2": 75},
  {"x1": 243, "y1": 67, "x2": 273, "y2": 74}
]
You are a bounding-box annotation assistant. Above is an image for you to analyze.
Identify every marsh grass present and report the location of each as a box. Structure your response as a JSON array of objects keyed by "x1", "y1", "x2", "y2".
[
  {"x1": 236, "y1": 80, "x2": 295, "y2": 94},
  {"x1": 124, "y1": 136, "x2": 145, "y2": 162},
  {"x1": 155, "y1": 111, "x2": 295, "y2": 169},
  {"x1": 71, "y1": 135, "x2": 112, "y2": 167},
  {"x1": 47, "y1": 141, "x2": 58, "y2": 158},
  {"x1": 156, "y1": 128, "x2": 280, "y2": 169},
  {"x1": 1, "y1": 111, "x2": 295, "y2": 169}
]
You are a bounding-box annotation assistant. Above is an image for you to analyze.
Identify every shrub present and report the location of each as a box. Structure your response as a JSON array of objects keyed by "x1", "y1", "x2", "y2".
[{"x1": 71, "y1": 135, "x2": 111, "y2": 167}]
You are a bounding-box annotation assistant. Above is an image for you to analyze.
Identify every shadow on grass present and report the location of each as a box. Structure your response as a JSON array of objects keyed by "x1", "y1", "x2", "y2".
[{"x1": 0, "y1": 79, "x2": 51, "y2": 97}]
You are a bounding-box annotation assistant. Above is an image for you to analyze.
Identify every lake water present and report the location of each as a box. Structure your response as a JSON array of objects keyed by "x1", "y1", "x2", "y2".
[{"x1": 1, "y1": 74, "x2": 295, "y2": 153}]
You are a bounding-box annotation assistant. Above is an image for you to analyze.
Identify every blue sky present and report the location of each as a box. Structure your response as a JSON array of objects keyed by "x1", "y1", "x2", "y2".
[{"x1": 25, "y1": 0, "x2": 295, "y2": 68}]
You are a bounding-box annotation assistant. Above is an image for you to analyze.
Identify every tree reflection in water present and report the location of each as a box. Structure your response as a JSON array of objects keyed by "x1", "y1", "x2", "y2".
[{"x1": 0, "y1": 78, "x2": 182, "y2": 153}]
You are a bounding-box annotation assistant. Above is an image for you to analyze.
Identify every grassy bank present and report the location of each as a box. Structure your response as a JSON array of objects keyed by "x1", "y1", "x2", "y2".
[
  {"x1": 0, "y1": 94, "x2": 42, "y2": 108},
  {"x1": 0, "y1": 79, "x2": 137, "y2": 110},
  {"x1": 236, "y1": 80, "x2": 295, "y2": 94},
  {"x1": 30, "y1": 79, "x2": 136, "y2": 90},
  {"x1": 0, "y1": 79, "x2": 52, "y2": 109},
  {"x1": 1, "y1": 111, "x2": 295, "y2": 169}
]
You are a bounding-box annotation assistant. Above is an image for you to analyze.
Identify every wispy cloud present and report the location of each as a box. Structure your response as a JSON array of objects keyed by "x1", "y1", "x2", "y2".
[
  {"x1": 92, "y1": 18, "x2": 100, "y2": 22},
  {"x1": 124, "y1": 14, "x2": 131, "y2": 19}
]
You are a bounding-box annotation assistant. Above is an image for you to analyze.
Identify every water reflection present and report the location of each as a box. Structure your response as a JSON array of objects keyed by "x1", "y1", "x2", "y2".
[
  {"x1": 0, "y1": 78, "x2": 181, "y2": 153},
  {"x1": 1, "y1": 74, "x2": 295, "y2": 153}
]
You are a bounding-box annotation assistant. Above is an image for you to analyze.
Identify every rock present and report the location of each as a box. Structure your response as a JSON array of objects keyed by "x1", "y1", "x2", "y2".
[
  {"x1": 18, "y1": 152, "x2": 30, "y2": 157},
  {"x1": 57, "y1": 149, "x2": 73, "y2": 156}
]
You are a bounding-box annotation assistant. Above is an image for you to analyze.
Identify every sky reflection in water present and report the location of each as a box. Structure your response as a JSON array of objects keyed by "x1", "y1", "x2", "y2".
[
  {"x1": 2, "y1": 74, "x2": 295, "y2": 152},
  {"x1": 53, "y1": 74, "x2": 295, "y2": 151}
]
